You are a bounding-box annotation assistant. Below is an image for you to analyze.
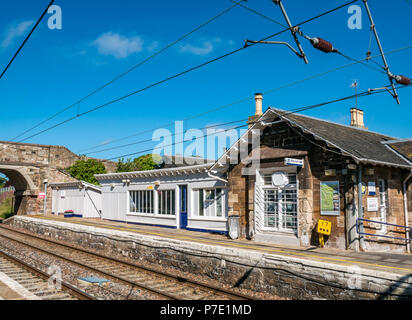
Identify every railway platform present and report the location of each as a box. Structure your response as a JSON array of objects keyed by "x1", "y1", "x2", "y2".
[
  {"x1": 5, "y1": 215, "x2": 412, "y2": 299},
  {"x1": 25, "y1": 214, "x2": 412, "y2": 275}
]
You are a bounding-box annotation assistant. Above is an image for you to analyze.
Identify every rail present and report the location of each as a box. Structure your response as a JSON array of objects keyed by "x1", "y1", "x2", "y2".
[
  {"x1": 0, "y1": 249, "x2": 95, "y2": 300},
  {"x1": 356, "y1": 218, "x2": 412, "y2": 242},
  {"x1": 0, "y1": 225, "x2": 255, "y2": 300}
]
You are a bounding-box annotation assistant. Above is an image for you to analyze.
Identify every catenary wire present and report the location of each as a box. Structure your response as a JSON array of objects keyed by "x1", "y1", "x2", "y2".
[
  {"x1": 233, "y1": 0, "x2": 386, "y2": 75},
  {"x1": 8, "y1": 0, "x2": 246, "y2": 142},
  {"x1": 104, "y1": 84, "x2": 409, "y2": 161},
  {"x1": 14, "y1": 0, "x2": 359, "y2": 144},
  {"x1": 0, "y1": 0, "x2": 55, "y2": 81},
  {"x1": 85, "y1": 118, "x2": 250, "y2": 156},
  {"x1": 75, "y1": 44, "x2": 412, "y2": 155},
  {"x1": 0, "y1": 44, "x2": 410, "y2": 157}
]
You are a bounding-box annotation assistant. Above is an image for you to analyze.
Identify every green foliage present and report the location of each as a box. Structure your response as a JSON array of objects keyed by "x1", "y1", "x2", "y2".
[
  {"x1": 116, "y1": 154, "x2": 162, "y2": 173},
  {"x1": 0, "y1": 197, "x2": 14, "y2": 219},
  {"x1": 0, "y1": 177, "x2": 7, "y2": 188},
  {"x1": 67, "y1": 159, "x2": 107, "y2": 185}
]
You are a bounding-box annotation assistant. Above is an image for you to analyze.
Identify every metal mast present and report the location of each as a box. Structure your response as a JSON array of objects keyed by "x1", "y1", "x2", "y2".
[
  {"x1": 363, "y1": 0, "x2": 400, "y2": 104},
  {"x1": 272, "y1": 0, "x2": 309, "y2": 64}
]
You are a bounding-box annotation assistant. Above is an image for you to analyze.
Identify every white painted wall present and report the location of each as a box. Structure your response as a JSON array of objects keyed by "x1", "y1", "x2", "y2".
[
  {"x1": 99, "y1": 172, "x2": 228, "y2": 232},
  {"x1": 51, "y1": 185, "x2": 101, "y2": 218}
]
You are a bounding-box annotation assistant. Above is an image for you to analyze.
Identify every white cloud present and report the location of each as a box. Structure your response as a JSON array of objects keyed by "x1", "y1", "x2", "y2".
[
  {"x1": 1, "y1": 20, "x2": 34, "y2": 49},
  {"x1": 91, "y1": 32, "x2": 144, "y2": 59},
  {"x1": 179, "y1": 37, "x2": 224, "y2": 56}
]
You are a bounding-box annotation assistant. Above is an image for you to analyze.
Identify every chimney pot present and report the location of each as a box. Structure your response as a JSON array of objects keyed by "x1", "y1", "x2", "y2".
[
  {"x1": 350, "y1": 108, "x2": 367, "y2": 129},
  {"x1": 254, "y1": 93, "x2": 263, "y2": 116}
]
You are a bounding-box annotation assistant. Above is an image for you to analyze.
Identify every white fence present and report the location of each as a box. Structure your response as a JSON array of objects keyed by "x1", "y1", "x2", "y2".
[{"x1": 0, "y1": 187, "x2": 15, "y2": 194}]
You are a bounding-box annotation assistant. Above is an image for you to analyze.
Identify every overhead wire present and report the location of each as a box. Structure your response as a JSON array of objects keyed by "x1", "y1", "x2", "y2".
[
  {"x1": 104, "y1": 83, "x2": 410, "y2": 161},
  {"x1": 75, "y1": 44, "x2": 412, "y2": 155},
  {"x1": 1, "y1": 44, "x2": 410, "y2": 157},
  {"x1": 233, "y1": 0, "x2": 386, "y2": 75},
  {"x1": 14, "y1": 0, "x2": 359, "y2": 144},
  {"x1": 8, "y1": 0, "x2": 246, "y2": 142},
  {"x1": 0, "y1": 0, "x2": 55, "y2": 81}
]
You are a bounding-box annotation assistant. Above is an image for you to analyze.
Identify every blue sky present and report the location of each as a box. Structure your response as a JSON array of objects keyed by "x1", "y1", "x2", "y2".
[{"x1": 0, "y1": 0, "x2": 411, "y2": 162}]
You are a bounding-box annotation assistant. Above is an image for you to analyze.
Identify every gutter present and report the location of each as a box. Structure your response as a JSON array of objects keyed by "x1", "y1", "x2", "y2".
[{"x1": 403, "y1": 170, "x2": 412, "y2": 253}]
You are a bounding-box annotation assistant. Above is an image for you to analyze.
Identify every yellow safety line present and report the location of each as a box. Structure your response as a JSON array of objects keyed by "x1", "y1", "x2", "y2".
[{"x1": 31, "y1": 216, "x2": 412, "y2": 273}]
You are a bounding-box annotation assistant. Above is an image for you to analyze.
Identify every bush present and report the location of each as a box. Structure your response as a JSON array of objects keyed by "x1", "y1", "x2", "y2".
[
  {"x1": 0, "y1": 197, "x2": 14, "y2": 219},
  {"x1": 116, "y1": 154, "x2": 162, "y2": 173},
  {"x1": 67, "y1": 159, "x2": 106, "y2": 185},
  {"x1": 0, "y1": 177, "x2": 7, "y2": 188}
]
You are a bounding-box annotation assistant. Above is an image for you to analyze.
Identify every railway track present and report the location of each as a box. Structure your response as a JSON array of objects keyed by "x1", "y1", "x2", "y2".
[
  {"x1": 0, "y1": 225, "x2": 255, "y2": 300},
  {"x1": 0, "y1": 250, "x2": 94, "y2": 300}
]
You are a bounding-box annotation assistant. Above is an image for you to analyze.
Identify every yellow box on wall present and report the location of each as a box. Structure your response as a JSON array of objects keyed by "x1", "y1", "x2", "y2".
[{"x1": 317, "y1": 220, "x2": 332, "y2": 235}]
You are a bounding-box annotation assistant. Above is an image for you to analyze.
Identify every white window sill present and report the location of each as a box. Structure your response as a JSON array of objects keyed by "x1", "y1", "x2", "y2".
[
  {"x1": 189, "y1": 217, "x2": 227, "y2": 222},
  {"x1": 127, "y1": 212, "x2": 176, "y2": 218},
  {"x1": 259, "y1": 228, "x2": 297, "y2": 235}
]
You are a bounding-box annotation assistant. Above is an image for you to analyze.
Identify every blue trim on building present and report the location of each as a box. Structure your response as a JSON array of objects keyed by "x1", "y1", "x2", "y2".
[
  {"x1": 185, "y1": 227, "x2": 228, "y2": 236},
  {"x1": 104, "y1": 219, "x2": 228, "y2": 235}
]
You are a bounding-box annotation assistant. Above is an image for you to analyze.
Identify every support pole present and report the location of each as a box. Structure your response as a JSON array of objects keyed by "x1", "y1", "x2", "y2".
[
  {"x1": 43, "y1": 179, "x2": 48, "y2": 215},
  {"x1": 272, "y1": 0, "x2": 309, "y2": 64},
  {"x1": 363, "y1": 0, "x2": 400, "y2": 104},
  {"x1": 403, "y1": 171, "x2": 412, "y2": 253},
  {"x1": 358, "y1": 164, "x2": 365, "y2": 250}
]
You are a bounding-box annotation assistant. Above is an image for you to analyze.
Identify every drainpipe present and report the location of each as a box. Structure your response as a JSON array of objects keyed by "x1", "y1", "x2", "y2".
[
  {"x1": 358, "y1": 163, "x2": 366, "y2": 250},
  {"x1": 207, "y1": 171, "x2": 228, "y2": 184},
  {"x1": 403, "y1": 170, "x2": 412, "y2": 253}
]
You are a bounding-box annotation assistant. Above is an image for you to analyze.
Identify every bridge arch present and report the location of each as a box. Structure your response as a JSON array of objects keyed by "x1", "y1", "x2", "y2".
[{"x1": 0, "y1": 165, "x2": 39, "y2": 215}]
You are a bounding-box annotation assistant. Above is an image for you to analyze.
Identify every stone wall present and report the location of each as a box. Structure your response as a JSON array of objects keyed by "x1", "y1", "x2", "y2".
[
  {"x1": 226, "y1": 125, "x2": 410, "y2": 252},
  {"x1": 0, "y1": 141, "x2": 116, "y2": 215},
  {"x1": 8, "y1": 216, "x2": 412, "y2": 300}
]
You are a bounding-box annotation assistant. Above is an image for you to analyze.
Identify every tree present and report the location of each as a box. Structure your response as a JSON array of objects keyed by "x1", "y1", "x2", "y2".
[
  {"x1": 116, "y1": 154, "x2": 162, "y2": 173},
  {"x1": 0, "y1": 177, "x2": 7, "y2": 188},
  {"x1": 67, "y1": 159, "x2": 107, "y2": 185}
]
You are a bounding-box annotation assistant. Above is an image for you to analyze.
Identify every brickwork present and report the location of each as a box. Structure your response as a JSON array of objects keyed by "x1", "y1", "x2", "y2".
[
  {"x1": 227, "y1": 125, "x2": 411, "y2": 252},
  {"x1": 0, "y1": 141, "x2": 115, "y2": 215}
]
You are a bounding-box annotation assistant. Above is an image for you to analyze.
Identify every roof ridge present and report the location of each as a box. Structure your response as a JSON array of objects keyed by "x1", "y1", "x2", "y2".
[{"x1": 269, "y1": 107, "x2": 397, "y2": 140}]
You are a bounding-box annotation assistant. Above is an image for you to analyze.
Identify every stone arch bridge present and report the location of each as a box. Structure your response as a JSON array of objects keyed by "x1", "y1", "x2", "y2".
[{"x1": 0, "y1": 141, "x2": 116, "y2": 215}]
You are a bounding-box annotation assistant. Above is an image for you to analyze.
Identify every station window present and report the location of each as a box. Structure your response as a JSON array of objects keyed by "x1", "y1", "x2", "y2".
[
  {"x1": 158, "y1": 190, "x2": 176, "y2": 215},
  {"x1": 194, "y1": 188, "x2": 224, "y2": 218},
  {"x1": 129, "y1": 190, "x2": 154, "y2": 214},
  {"x1": 262, "y1": 173, "x2": 298, "y2": 232}
]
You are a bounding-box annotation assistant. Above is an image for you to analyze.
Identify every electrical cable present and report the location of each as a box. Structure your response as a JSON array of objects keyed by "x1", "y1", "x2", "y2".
[
  {"x1": 9, "y1": 0, "x2": 246, "y2": 142},
  {"x1": 85, "y1": 118, "x2": 250, "y2": 156},
  {"x1": 104, "y1": 83, "x2": 409, "y2": 161},
  {"x1": 0, "y1": 0, "x2": 55, "y2": 81},
  {"x1": 14, "y1": 0, "x2": 359, "y2": 144},
  {"x1": 75, "y1": 44, "x2": 412, "y2": 155}
]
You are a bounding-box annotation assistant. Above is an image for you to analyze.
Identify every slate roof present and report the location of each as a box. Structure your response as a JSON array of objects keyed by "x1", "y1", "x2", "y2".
[
  {"x1": 161, "y1": 155, "x2": 214, "y2": 168},
  {"x1": 269, "y1": 108, "x2": 411, "y2": 168},
  {"x1": 385, "y1": 140, "x2": 412, "y2": 163}
]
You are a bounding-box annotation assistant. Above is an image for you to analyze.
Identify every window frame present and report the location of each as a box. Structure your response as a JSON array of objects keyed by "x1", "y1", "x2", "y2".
[
  {"x1": 260, "y1": 172, "x2": 299, "y2": 233},
  {"x1": 128, "y1": 190, "x2": 154, "y2": 215},
  {"x1": 157, "y1": 189, "x2": 176, "y2": 216},
  {"x1": 192, "y1": 187, "x2": 227, "y2": 220}
]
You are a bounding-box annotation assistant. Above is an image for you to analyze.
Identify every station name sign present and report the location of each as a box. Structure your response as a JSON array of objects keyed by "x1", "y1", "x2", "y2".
[{"x1": 284, "y1": 158, "x2": 304, "y2": 167}]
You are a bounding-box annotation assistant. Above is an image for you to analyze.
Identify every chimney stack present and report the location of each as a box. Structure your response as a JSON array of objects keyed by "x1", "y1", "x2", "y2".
[
  {"x1": 350, "y1": 108, "x2": 367, "y2": 129},
  {"x1": 254, "y1": 93, "x2": 263, "y2": 116},
  {"x1": 248, "y1": 93, "x2": 263, "y2": 128}
]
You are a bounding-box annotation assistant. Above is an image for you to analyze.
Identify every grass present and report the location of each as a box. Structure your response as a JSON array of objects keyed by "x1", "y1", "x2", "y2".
[{"x1": 0, "y1": 197, "x2": 15, "y2": 220}]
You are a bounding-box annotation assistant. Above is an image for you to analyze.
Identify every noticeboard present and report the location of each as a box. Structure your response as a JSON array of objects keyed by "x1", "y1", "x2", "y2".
[{"x1": 320, "y1": 181, "x2": 340, "y2": 216}]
